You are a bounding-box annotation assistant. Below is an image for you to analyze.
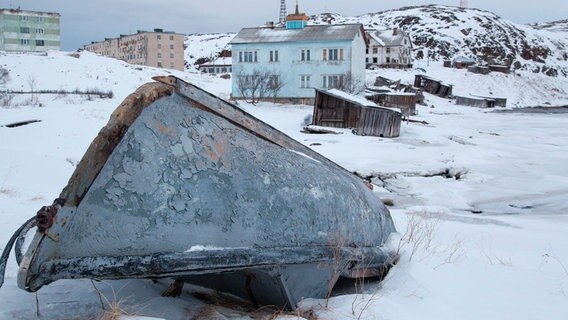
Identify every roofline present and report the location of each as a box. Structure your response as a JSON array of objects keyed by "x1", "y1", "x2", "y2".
[
  {"x1": 229, "y1": 23, "x2": 367, "y2": 45},
  {"x1": 315, "y1": 88, "x2": 402, "y2": 114},
  {"x1": 0, "y1": 8, "x2": 60, "y2": 16}
]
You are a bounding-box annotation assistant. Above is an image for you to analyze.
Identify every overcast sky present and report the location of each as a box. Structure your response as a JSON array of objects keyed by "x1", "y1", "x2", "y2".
[{"x1": 1, "y1": 0, "x2": 566, "y2": 51}]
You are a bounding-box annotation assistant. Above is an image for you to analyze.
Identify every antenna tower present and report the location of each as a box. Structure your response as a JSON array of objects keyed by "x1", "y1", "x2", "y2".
[
  {"x1": 459, "y1": 0, "x2": 468, "y2": 9},
  {"x1": 279, "y1": 0, "x2": 287, "y2": 25}
]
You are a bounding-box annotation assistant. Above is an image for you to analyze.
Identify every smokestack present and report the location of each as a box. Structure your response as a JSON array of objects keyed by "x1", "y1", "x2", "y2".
[{"x1": 392, "y1": 27, "x2": 399, "y2": 36}]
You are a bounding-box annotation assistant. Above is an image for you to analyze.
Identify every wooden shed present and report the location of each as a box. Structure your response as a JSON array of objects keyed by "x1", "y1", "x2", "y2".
[
  {"x1": 455, "y1": 94, "x2": 507, "y2": 108},
  {"x1": 488, "y1": 65, "x2": 510, "y2": 74},
  {"x1": 366, "y1": 91, "x2": 417, "y2": 115},
  {"x1": 414, "y1": 75, "x2": 453, "y2": 98},
  {"x1": 312, "y1": 89, "x2": 402, "y2": 138},
  {"x1": 467, "y1": 65, "x2": 491, "y2": 75}
]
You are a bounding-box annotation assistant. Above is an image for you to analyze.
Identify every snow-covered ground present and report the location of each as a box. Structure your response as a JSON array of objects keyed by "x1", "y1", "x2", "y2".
[{"x1": 1, "y1": 51, "x2": 568, "y2": 319}]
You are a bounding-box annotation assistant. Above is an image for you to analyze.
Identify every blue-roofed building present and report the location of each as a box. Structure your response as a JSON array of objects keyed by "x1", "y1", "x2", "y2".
[{"x1": 229, "y1": 3, "x2": 367, "y2": 104}]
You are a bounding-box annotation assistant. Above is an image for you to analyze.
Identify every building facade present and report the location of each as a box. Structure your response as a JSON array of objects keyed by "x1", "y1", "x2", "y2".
[
  {"x1": 84, "y1": 29, "x2": 185, "y2": 71},
  {"x1": 365, "y1": 28, "x2": 413, "y2": 69},
  {"x1": 0, "y1": 8, "x2": 60, "y2": 52},
  {"x1": 229, "y1": 5, "x2": 367, "y2": 103},
  {"x1": 198, "y1": 57, "x2": 232, "y2": 75}
]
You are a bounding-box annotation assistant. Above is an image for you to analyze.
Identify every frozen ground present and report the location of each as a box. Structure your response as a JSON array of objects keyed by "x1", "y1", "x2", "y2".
[{"x1": 1, "y1": 52, "x2": 568, "y2": 319}]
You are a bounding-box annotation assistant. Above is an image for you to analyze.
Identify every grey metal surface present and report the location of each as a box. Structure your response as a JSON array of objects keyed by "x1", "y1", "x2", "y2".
[
  {"x1": 229, "y1": 24, "x2": 363, "y2": 44},
  {"x1": 17, "y1": 81, "x2": 396, "y2": 309}
]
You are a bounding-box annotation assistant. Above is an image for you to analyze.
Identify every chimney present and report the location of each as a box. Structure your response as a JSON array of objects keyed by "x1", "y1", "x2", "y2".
[{"x1": 392, "y1": 27, "x2": 399, "y2": 36}]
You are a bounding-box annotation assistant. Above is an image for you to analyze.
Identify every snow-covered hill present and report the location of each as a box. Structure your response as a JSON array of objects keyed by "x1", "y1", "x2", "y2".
[
  {"x1": 311, "y1": 5, "x2": 568, "y2": 76},
  {"x1": 183, "y1": 33, "x2": 235, "y2": 71},
  {"x1": 531, "y1": 19, "x2": 568, "y2": 35}
]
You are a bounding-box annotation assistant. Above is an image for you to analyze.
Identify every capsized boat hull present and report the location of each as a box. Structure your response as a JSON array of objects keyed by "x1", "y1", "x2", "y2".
[{"x1": 17, "y1": 77, "x2": 397, "y2": 310}]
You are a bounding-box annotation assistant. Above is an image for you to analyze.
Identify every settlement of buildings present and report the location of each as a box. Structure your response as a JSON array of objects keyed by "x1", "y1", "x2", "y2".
[
  {"x1": 365, "y1": 28, "x2": 413, "y2": 69},
  {"x1": 229, "y1": 3, "x2": 367, "y2": 103},
  {"x1": 0, "y1": 8, "x2": 60, "y2": 52},
  {"x1": 84, "y1": 29, "x2": 185, "y2": 71}
]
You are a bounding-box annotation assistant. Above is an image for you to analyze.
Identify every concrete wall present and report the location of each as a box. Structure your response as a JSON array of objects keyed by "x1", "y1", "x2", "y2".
[
  {"x1": 0, "y1": 9, "x2": 60, "y2": 52},
  {"x1": 231, "y1": 32, "x2": 366, "y2": 101}
]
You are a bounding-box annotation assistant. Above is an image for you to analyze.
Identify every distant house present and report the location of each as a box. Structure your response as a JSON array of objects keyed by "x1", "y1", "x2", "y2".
[
  {"x1": 198, "y1": 57, "x2": 232, "y2": 75},
  {"x1": 229, "y1": 3, "x2": 367, "y2": 104},
  {"x1": 0, "y1": 8, "x2": 60, "y2": 52},
  {"x1": 84, "y1": 29, "x2": 185, "y2": 71},
  {"x1": 312, "y1": 89, "x2": 402, "y2": 138},
  {"x1": 453, "y1": 56, "x2": 476, "y2": 69},
  {"x1": 365, "y1": 28, "x2": 413, "y2": 69}
]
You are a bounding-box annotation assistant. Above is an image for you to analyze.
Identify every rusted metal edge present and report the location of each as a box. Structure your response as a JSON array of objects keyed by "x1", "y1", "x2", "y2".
[
  {"x1": 152, "y1": 76, "x2": 357, "y2": 177},
  {"x1": 0, "y1": 216, "x2": 36, "y2": 288},
  {"x1": 24, "y1": 246, "x2": 394, "y2": 292}
]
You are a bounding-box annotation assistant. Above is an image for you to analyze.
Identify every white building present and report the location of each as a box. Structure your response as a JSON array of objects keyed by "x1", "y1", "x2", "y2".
[
  {"x1": 229, "y1": 4, "x2": 367, "y2": 104},
  {"x1": 198, "y1": 57, "x2": 232, "y2": 75},
  {"x1": 365, "y1": 28, "x2": 413, "y2": 69}
]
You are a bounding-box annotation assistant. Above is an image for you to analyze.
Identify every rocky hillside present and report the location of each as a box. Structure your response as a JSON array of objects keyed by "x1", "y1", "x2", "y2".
[
  {"x1": 183, "y1": 33, "x2": 235, "y2": 71},
  {"x1": 530, "y1": 19, "x2": 568, "y2": 36},
  {"x1": 182, "y1": 5, "x2": 568, "y2": 76},
  {"x1": 311, "y1": 5, "x2": 568, "y2": 76}
]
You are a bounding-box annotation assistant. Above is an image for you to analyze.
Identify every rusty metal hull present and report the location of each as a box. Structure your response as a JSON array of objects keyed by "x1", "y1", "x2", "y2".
[{"x1": 16, "y1": 77, "x2": 396, "y2": 309}]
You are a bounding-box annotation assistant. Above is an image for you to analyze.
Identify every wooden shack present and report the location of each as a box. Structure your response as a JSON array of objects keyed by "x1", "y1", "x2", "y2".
[
  {"x1": 414, "y1": 75, "x2": 453, "y2": 97},
  {"x1": 455, "y1": 94, "x2": 507, "y2": 108},
  {"x1": 384, "y1": 93, "x2": 417, "y2": 115},
  {"x1": 467, "y1": 65, "x2": 491, "y2": 75},
  {"x1": 313, "y1": 89, "x2": 402, "y2": 138},
  {"x1": 488, "y1": 65, "x2": 510, "y2": 74}
]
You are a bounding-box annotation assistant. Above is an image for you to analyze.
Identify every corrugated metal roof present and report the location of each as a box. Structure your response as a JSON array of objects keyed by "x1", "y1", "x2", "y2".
[{"x1": 229, "y1": 24, "x2": 363, "y2": 44}]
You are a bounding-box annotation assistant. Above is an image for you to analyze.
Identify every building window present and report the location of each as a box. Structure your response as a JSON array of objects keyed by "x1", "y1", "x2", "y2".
[
  {"x1": 170, "y1": 53, "x2": 174, "y2": 58},
  {"x1": 221, "y1": 67, "x2": 227, "y2": 73},
  {"x1": 170, "y1": 44, "x2": 174, "y2": 50},
  {"x1": 158, "y1": 44, "x2": 162, "y2": 49},
  {"x1": 36, "y1": 28, "x2": 44, "y2": 34},
  {"x1": 20, "y1": 39, "x2": 30, "y2": 45},
  {"x1": 242, "y1": 51, "x2": 258, "y2": 63},
  {"x1": 365, "y1": 58, "x2": 369, "y2": 63},
  {"x1": 323, "y1": 48, "x2": 344, "y2": 61},
  {"x1": 36, "y1": 40, "x2": 45, "y2": 46},
  {"x1": 268, "y1": 75, "x2": 280, "y2": 89},
  {"x1": 373, "y1": 47, "x2": 378, "y2": 54},
  {"x1": 170, "y1": 62, "x2": 175, "y2": 68},
  {"x1": 158, "y1": 53, "x2": 162, "y2": 58},
  {"x1": 269, "y1": 50, "x2": 279, "y2": 62},
  {"x1": 157, "y1": 35, "x2": 161, "y2": 40},
  {"x1": 20, "y1": 27, "x2": 30, "y2": 33},
  {"x1": 366, "y1": 48, "x2": 369, "y2": 54},
  {"x1": 158, "y1": 62, "x2": 163, "y2": 67},
  {"x1": 322, "y1": 75, "x2": 344, "y2": 89},
  {"x1": 209, "y1": 67, "x2": 215, "y2": 73},
  {"x1": 21, "y1": 15, "x2": 29, "y2": 21},
  {"x1": 373, "y1": 57, "x2": 378, "y2": 63},
  {"x1": 239, "y1": 52, "x2": 242, "y2": 62},
  {"x1": 386, "y1": 57, "x2": 391, "y2": 63},
  {"x1": 301, "y1": 49, "x2": 311, "y2": 61},
  {"x1": 36, "y1": 16, "x2": 43, "y2": 23},
  {"x1": 386, "y1": 47, "x2": 391, "y2": 54},
  {"x1": 301, "y1": 75, "x2": 311, "y2": 88},
  {"x1": 170, "y1": 35, "x2": 174, "y2": 40}
]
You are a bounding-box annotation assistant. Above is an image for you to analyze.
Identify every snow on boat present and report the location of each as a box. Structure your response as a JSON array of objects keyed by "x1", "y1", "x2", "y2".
[{"x1": 1, "y1": 76, "x2": 397, "y2": 310}]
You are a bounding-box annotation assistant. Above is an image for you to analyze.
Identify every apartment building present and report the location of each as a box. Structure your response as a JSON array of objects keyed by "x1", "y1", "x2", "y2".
[
  {"x1": 84, "y1": 29, "x2": 185, "y2": 71},
  {"x1": 0, "y1": 8, "x2": 60, "y2": 52}
]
